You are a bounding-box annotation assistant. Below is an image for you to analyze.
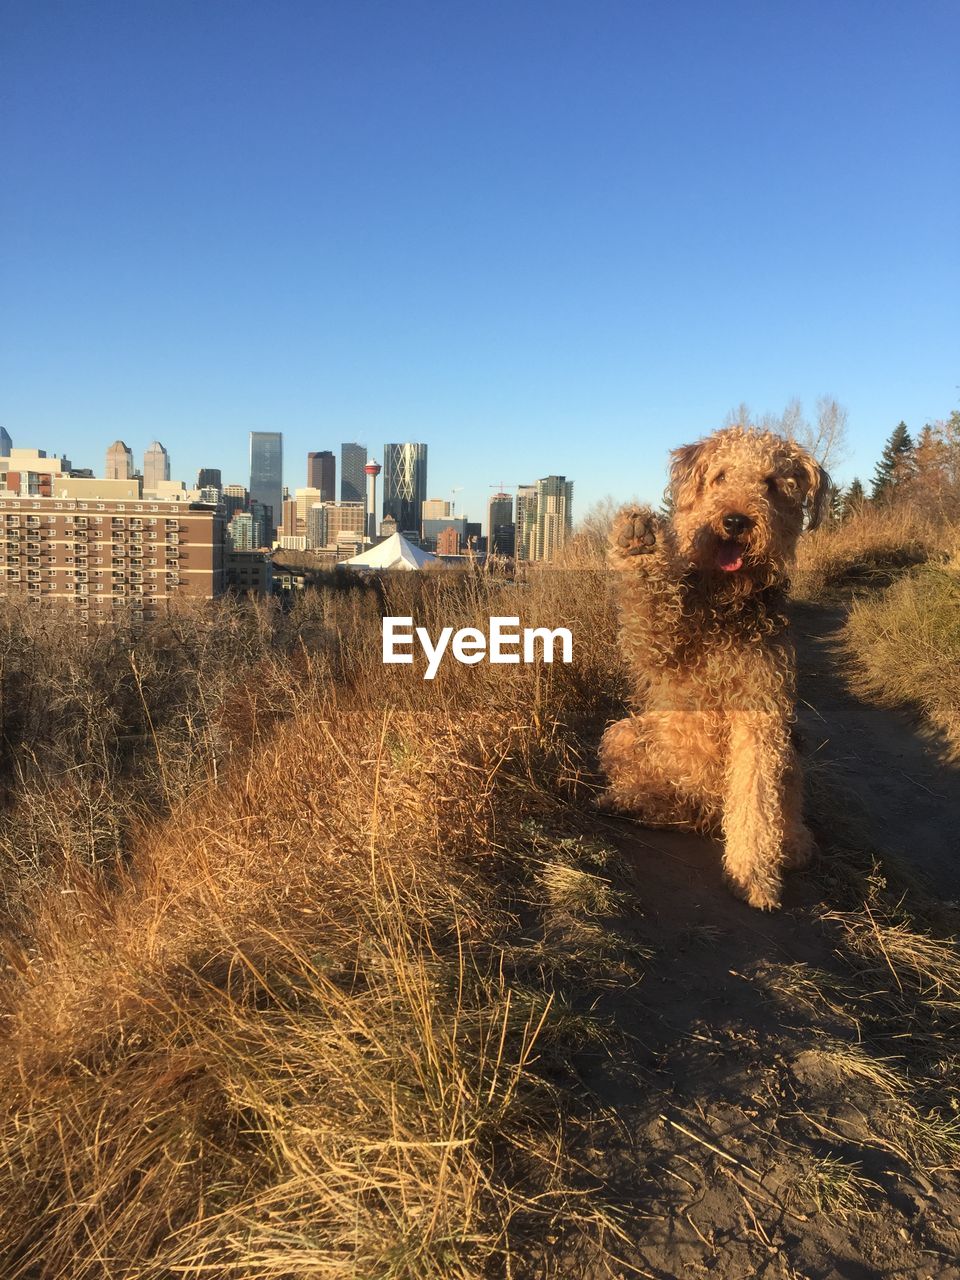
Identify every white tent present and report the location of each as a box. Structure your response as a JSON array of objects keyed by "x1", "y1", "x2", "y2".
[{"x1": 340, "y1": 531, "x2": 438, "y2": 572}]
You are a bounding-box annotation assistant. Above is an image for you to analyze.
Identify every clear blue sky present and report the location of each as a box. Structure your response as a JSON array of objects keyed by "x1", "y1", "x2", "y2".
[{"x1": 2, "y1": 0, "x2": 957, "y2": 527}]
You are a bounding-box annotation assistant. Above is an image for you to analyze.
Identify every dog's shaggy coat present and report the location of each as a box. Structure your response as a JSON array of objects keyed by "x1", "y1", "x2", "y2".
[{"x1": 600, "y1": 426, "x2": 830, "y2": 909}]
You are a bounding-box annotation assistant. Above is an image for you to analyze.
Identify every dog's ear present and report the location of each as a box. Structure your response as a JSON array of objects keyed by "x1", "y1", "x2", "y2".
[
  {"x1": 668, "y1": 439, "x2": 712, "y2": 509},
  {"x1": 794, "y1": 449, "x2": 831, "y2": 530}
]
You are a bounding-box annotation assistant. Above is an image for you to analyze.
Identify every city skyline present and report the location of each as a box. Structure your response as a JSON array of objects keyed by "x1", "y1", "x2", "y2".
[{"x1": 0, "y1": 424, "x2": 573, "y2": 541}]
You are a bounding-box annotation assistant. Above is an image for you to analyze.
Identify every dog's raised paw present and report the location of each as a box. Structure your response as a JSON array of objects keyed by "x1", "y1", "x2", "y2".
[{"x1": 611, "y1": 507, "x2": 660, "y2": 558}]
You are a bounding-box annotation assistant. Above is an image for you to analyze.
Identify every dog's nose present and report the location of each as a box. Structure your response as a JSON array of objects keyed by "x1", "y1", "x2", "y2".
[{"x1": 722, "y1": 512, "x2": 753, "y2": 537}]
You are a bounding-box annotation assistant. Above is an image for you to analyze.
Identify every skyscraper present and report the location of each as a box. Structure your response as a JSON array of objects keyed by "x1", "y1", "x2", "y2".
[
  {"x1": 143, "y1": 441, "x2": 170, "y2": 490},
  {"x1": 249, "y1": 431, "x2": 283, "y2": 537},
  {"x1": 487, "y1": 491, "x2": 515, "y2": 556},
  {"x1": 382, "y1": 443, "x2": 427, "y2": 535},
  {"x1": 421, "y1": 498, "x2": 450, "y2": 521},
  {"x1": 0, "y1": 426, "x2": 11, "y2": 457},
  {"x1": 515, "y1": 485, "x2": 537, "y2": 561},
  {"x1": 534, "y1": 475, "x2": 574, "y2": 562},
  {"x1": 197, "y1": 467, "x2": 222, "y2": 489},
  {"x1": 341, "y1": 442, "x2": 367, "y2": 504},
  {"x1": 222, "y1": 484, "x2": 248, "y2": 519},
  {"x1": 307, "y1": 450, "x2": 336, "y2": 501},
  {"x1": 105, "y1": 440, "x2": 134, "y2": 480}
]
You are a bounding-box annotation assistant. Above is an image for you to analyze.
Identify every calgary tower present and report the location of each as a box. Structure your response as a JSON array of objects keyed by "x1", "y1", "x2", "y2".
[{"x1": 364, "y1": 459, "x2": 381, "y2": 541}]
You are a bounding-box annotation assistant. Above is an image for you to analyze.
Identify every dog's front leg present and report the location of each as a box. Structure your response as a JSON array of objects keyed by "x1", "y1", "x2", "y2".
[{"x1": 721, "y1": 712, "x2": 792, "y2": 910}]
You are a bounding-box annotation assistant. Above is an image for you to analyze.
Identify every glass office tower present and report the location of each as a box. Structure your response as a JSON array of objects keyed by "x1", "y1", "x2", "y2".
[
  {"x1": 249, "y1": 431, "x2": 283, "y2": 538},
  {"x1": 382, "y1": 443, "x2": 427, "y2": 535},
  {"x1": 340, "y1": 442, "x2": 367, "y2": 504}
]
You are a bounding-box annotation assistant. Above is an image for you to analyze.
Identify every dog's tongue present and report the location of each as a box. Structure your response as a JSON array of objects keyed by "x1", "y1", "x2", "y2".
[{"x1": 716, "y1": 541, "x2": 745, "y2": 572}]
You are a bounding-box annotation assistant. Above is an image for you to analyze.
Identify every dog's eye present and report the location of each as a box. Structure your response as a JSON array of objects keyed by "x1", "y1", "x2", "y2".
[
  {"x1": 711, "y1": 471, "x2": 725, "y2": 486},
  {"x1": 765, "y1": 475, "x2": 779, "y2": 492}
]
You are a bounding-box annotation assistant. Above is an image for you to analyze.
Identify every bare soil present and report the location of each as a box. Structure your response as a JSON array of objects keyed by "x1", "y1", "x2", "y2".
[{"x1": 548, "y1": 601, "x2": 960, "y2": 1279}]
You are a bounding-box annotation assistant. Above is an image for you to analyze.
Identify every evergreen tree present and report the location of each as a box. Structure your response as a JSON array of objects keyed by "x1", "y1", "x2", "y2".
[
  {"x1": 871, "y1": 422, "x2": 914, "y2": 501},
  {"x1": 840, "y1": 477, "x2": 866, "y2": 520}
]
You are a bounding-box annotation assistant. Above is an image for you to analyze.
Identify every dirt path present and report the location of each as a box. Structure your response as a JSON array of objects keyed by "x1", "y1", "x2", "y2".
[
  {"x1": 558, "y1": 600, "x2": 960, "y2": 1280},
  {"x1": 791, "y1": 601, "x2": 960, "y2": 900}
]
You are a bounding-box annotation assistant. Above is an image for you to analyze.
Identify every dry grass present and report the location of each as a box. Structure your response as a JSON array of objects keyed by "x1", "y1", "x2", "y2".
[
  {"x1": 4, "y1": 515, "x2": 960, "y2": 1275},
  {"x1": 842, "y1": 563, "x2": 960, "y2": 757},
  {"x1": 793, "y1": 1155, "x2": 880, "y2": 1219},
  {"x1": 0, "y1": 566, "x2": 641, "y2": 1278},
  {"x1": 793, "y1": 504, "x2": 944, "y2": 599}
]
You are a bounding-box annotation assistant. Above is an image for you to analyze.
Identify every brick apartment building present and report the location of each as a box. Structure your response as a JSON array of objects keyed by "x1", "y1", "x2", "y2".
[{"x1": 0, "y1": 494, "x2": 225, "y2": 622}]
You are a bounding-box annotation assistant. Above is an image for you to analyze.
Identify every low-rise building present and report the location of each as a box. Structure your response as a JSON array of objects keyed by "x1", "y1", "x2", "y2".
[
  {"x1": 0, "y1": 493, "x2": 224, "y2": 621},
  {"x1": 436, "y1": 525, "x2": 461, "y2": 555},
  {"x1": 225, "y1": 550, "x2": 273, "y2": 596}
]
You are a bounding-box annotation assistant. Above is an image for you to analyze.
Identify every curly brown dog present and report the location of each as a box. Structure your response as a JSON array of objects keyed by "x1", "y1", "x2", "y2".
[{"x1": 600, "y1": 425, "x2": 831, "y2": 910}]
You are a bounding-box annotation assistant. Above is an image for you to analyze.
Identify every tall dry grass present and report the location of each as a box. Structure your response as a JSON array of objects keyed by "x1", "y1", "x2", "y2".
[
  {"x1": 0, "y1": 566, "x2": 631, "y2": 1278},
  {"x1": 843, "y1": 562, "x2": 960, "y2": 758},
  {"x1": 793, "y1": 504, "x2": 943, "y2": 599}
]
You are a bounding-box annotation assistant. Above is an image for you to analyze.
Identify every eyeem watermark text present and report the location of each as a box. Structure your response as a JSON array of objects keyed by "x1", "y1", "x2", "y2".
[{"x1": 383, "y1": 616, "x2": 573, "y2": 680}]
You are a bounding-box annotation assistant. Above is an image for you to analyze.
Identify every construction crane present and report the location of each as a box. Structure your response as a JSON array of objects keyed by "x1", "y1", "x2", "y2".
[{"x1": 449, "y1": 486, "x2": 464, "y2": 517}]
